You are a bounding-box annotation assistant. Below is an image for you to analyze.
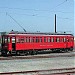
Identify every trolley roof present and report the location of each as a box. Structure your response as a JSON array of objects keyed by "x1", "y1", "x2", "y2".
[{"x1": 0, "y1": 31, "x2": 74, "y2": 37}]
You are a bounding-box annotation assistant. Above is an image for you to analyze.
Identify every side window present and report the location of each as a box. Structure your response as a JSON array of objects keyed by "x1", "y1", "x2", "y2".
[
  {"x1": 21, "y1": 38, "x2": 24, "y2": 43},
  {"x1": 36, "y1": 37, "x2": 39, "y2": 43},
  {"x1": 16, "y1": 38, "x2": 20, "y2": 43},
  {"x1": 32, "y1": 37, "x2": 35, "y2": 43},
  {"x1": 44, "y1": 37, "x2": 47, "y2": 42},
  {"x1": 5, "y1": 37, "x2": 8, "y2": 43},
  {"x1": 69, "y1": 37, "x2": 74, "y2": 42},
  {"x1": 48, "y1": 37, "x2": 51, "y2": 42},
  {"x1": 56, "y1": 37, "x2": 60, "y2": 42},
  {"x1": 29, "y1": 37, "x2": 30, "y2": 42},
  {"x1": 39, "y1": 37, "x2": 42, "y2": 43},
  {"x1": 70, "y1": 37, "x2": 73, "y2": 42},
  {"x1": 26, "y1": 37, "x2": 29, "y2": 43},
  {"x1": 66, "y1": 38, "x2": 69, "y2": 42},
  {"x1": 51, "y1": 37, "x2": 54, "y2": 42},
  {"x1": 30, "y1": 37, "x2": 32, "y2": 43},
  {"x1": 24, "y1": 37, "x2": 26, "y2": 42},
  {"x1": 26, "y1": 37, "x2": 27, "y2": 43},
  {"x1": 69, "y1": 38, "x2": 71, "y2": 42},
  {"x1": 2, "y1": 37, "x2": 3, "y2": 43},
  {"x1": 61, "y1": 38, "x2": 63, "y2": 42},
  {"x1": 63, "y1": 38, "x2": 66, "y2": 42},
  {"x1": 8, "y1": 37, "x2": 10, "y2": 43}
]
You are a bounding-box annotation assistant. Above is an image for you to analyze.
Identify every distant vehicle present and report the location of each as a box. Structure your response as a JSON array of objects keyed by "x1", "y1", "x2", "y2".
[{"x1": 0, "y1": 31, "x2": 74, "y2": 56}]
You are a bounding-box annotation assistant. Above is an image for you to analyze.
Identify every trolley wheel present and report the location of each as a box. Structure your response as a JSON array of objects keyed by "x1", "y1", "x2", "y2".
[
  {"x1": 1, "y1": 51, "x2": 7, "y2": 56},
  {"x1": 70, "y1": 47, "x2": 73, "y2": 51},
  {"x1": 16, "y1": 51, "x2": 20, "y2": 56},
  {"x1": 24, "y1": 51, "x2": 28, "y2": 56},
  {"x1": 29, "y1": 50, "x2": 36, "y2": 55}
]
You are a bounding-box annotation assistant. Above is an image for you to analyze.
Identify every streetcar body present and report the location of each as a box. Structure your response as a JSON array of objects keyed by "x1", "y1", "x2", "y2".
[{"x1": 1, "y1": 32, "x2": 74, "y2": 55}]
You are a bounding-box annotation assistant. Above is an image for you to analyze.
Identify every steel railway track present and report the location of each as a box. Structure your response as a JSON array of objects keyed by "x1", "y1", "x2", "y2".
[
  {"x1": 0, "y1": 67, "x2": 75, "y2": 75},
  {"x1": 0, "y1": 52, "x2": 75, "y2": 60}
]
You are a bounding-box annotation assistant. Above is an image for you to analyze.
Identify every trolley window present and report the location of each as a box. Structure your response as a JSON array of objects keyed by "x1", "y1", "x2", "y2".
[
  {"x1": 66, "y1": 38, "x2": 69, "y2": 42},
  {"x1": 30, "y1": 37, "x2": 32, "y2": 43},
  {"x1": 32, "y1": 37, "x2": 35, "y2": 43},
  {"x1": 71, "y1": 37, "x2": 73, "y2": 42},
  {"x1": 44, "y1": 37, "x2": 47, "y2": 42},
  {"x1": 56, "y1": 37, "x2": 60, "y2": 42},
  {"x1": 61, "y1": 38, "x2": 64, "y2": 42},
  {"x1": 63, "y1": 37, "x2": 66, "y2": 42},
  {"x1": 26, "y1": 37, "x2": 30, "y2": 43},
  {"x1": 1, "y1": 35, "x2": 8, "y2": 43},
  {"x1": 8, "y1": 37, "x2": 10, "y2": 43},
  {"x1": 39, "y1": 37, "x2": 42, "y2": 43},
  {"x1": 5, "y1": 37, "x2": 8, "y2": 43},
  {"x1": 48, "y1": 37, "x2": 51, "y2": 42},
  {"x1": 12, "y1": 37, "x2": 15, "y2": 43},
  {"x1": 16, "y1": 37, "x2": 20, "y2": 43},
  {"x1": 20, "y1": 38, "x2": 24, "y2": 43},
  {"x1": 36, "y1": 37, "x2": 39, "y2": 43},
  {"x1": 51, "y1": 37, "x2": 54, "y2": 42}
]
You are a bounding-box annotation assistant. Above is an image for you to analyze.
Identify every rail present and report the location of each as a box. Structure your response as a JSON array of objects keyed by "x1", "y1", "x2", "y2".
[
  {"x1": 0, "y1": 52, "x2": 75, "y2": 60},
  {"x1": 0, "y1": 67, "x2": 75, "y2": 75}
]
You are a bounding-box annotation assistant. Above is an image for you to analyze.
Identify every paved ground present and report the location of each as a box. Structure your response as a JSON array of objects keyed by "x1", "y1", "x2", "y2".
[{"x1": 0, "y1": 55, "x2": 74, "y2": 73}]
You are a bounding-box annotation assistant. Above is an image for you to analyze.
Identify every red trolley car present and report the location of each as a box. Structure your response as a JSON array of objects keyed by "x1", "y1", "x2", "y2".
[{"x1": 1, "y1": 32, "x2": 74, "y2": 55}]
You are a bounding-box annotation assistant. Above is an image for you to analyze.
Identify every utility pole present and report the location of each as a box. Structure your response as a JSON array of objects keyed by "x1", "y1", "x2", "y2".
[{"x1": 55, "y1": 14, "x2": 56, "y2": 33}]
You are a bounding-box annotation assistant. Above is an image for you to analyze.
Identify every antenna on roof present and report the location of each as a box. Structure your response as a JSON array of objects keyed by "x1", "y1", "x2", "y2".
[{"x1": 6, "y1": 12, "x2": 26, "y2": 32}]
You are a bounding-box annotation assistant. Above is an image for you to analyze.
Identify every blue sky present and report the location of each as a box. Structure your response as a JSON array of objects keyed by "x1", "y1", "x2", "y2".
[{"x1": 0, "y1": 0, "x2": 74, "y2": 35}]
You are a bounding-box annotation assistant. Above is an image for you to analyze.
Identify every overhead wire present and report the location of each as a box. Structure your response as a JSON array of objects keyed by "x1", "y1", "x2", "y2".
[
  {"x1": 0, "y1": 0, "x2": 73, "y2": 20},
  {"x1": 0, "y1": 0, "x2": 73, "y2": 33},
  {"x1": 0, "y1": 11, "x2": 73, "y2": 20},
  {"x1": 51, "y1": 0, "x2": 68, "y2": 10},
  {"x1": 57, "y1": 16, "x2": 73, "y2": 20},
  {"x1": 0, "y1": 0, "x2": 72, "y2": 14},
  {"x1": 0, "y1": 7, "x2": 72, "y2": 13}
]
